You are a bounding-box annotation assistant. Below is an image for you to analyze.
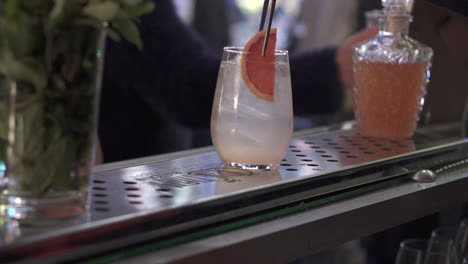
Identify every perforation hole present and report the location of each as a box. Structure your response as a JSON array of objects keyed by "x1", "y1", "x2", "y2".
[
  {"x1": 291, "y1": 150, "x2": 301, "y2": 153},
  {"x1": 289, "y1": 145, "x2": 296, "y2": 148},
  {"x1": 374, "y1": 144, "x2": 384, "y2": 147},
  {"x1": 334, "y1": 147, "x2": 344, "y2": 150},
  {"x1": 321, "y1": 155, "x2": 332, "y2": 158},
  {"x1": 282, "y1": 159, "x2": 287, "y2": 161},
  {"x1": 92, "y1": 187, "x2": 106, "y2": 191},
  {"x1": 286, "y1": 168, "x2": 298, "y2": 171},
  {"x1": 280, "y1": 163, "x2": 293, "y2": 167},
  {"x1": 159, "y1": 194, "x2": 173, "y2": 198},
  {"x1": 327, "y1": 159, "x2": 339, "y2": 162},
  {"x1": 296, "y1": 154, "x2": 307, "y2": 157},
  {"x1": 307, "y1": 164, "x2": 319, "y2": 167},
  {"x1": 130, "y1": 201, "x2": 143, "y2": 204},
  {"x1": 310, "y1": 146, "x2": 321, "y2": 149},
  {"x1": 94, "y1": 207, "x2": 109, "y2": 212},
  {"x1": 93, "y1": 193, "x2": 107, "y2": 197},
  {"x1": 358, "y1": 147, "x2": 368, "y2": 150},
  {"x1": 94, "y1": 200, "x2": 108, "y2": 205},
  {"x1": 322, "y1": 138, "x2": 332, "y2": 142},
  {"x1": 93, "y1": 180, "x2": 106, "y2": 184},
  {"x1": 364, "y1": 151, "x2": 375, "y2": 154},
  {"x1": 301, "y1": 159, "x2": 313, "y2": 162},
  {"x1": 157, "y1": 188, "x2": 171, "y2": 192},
  {"x1": 124, "y1": 181, "x2": 137, "y2": 185},
  {"x1": 340, "y1": 151, "x2": 350, "y2": 154},
  {"x1": 304, "y1": 141, "x2": 314, "y2": 145},
  {"x1": 382, "y1": 148, "x2": 392, "y2": 151},
  {"x1": 347, "y1": 155, "x2": 357, "y2": 159},
  {"x1": 127, "y1": 194, "x2": 141, "y2": 198},
  {"x1": 315, "y1": 150, "x2": 326, "y2": 153},
  {"x1": 125, "y1": 187, "x2": 140, "y2": 191},
  {"x1": 351, "y1": 143, "x2": 360, "y2": 146}
]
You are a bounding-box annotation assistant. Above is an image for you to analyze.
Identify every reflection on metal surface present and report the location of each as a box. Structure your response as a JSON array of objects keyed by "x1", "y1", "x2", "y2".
[
  {"x1": 412, "y1": 169, "x2": 437, "y2": 182},
  {"x1": 88, "y1": 128, "x2": 468, "y2": 220},
  {"x1": 190, "y1": 167, "x2": 254, "y2": 178},
  {"x1": 411, "y1": 157, "x2": 468, "y2": 182}
]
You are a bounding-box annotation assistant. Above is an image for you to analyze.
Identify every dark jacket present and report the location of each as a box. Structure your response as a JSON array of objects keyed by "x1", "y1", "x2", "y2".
[{"x1": 99, "y1": 0, "x2": 342, "y2": 162}]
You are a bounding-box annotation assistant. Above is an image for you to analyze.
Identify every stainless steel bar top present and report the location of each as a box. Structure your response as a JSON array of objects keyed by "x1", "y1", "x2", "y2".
[
  {"x1": 1, "y1": 124, "x2": 468, "y2": 263},
  {"x1": 115, "y1": 165, "x2": 468, "y2": 264},
  {"x1": 89, "y1": 125, "x2": 468, "y2": 222}
]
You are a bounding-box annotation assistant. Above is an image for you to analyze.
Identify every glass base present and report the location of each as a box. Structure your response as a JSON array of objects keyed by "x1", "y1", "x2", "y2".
[
  {"x1": 226, "y1": 162, "x2": 274, "y2": 171},
  {"x1": 0, "y1": 191, "x2": 87, "y2": 227}
]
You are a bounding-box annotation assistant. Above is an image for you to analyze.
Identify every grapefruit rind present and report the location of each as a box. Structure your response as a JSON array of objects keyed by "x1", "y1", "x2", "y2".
[{"x1": 241, "y1": 28, "x2": 277, "y2": 102}]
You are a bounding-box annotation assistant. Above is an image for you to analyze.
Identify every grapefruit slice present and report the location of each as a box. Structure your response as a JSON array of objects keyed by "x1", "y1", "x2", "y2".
[{"x1": 241, "y1": 28, "x2": 277, "y2": 102}]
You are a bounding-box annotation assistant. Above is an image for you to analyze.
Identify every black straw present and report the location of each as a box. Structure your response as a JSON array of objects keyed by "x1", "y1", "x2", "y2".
[
  {"x1": 258, "y1": 0, "x2": 270, "y2": 32},
  {"x1": 262, "y1": 0, "x2": 276, "y2": 56}
]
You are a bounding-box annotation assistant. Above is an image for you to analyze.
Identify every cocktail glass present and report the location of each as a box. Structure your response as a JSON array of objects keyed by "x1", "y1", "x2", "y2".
[{"x1": 211, "y1": 47, "x2": 293, "y2": 170}]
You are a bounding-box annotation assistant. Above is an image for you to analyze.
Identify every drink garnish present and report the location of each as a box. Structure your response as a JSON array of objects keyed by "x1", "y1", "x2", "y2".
[{"x1": 241, "y1": 28, "x2": 277, "y2": 102}]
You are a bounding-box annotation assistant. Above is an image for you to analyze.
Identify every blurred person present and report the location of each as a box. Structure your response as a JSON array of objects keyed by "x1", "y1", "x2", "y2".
[{"x1": 99, "y1": 0, "x2": 376, "y2": 163}]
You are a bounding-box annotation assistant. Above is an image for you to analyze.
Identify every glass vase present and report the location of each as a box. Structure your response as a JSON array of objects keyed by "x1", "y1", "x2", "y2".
[{"x1": 0, "y1": 29, "x2": 105, "y2": 225}]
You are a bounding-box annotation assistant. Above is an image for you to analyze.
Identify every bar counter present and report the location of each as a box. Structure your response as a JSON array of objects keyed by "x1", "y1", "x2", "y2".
[{"x1": 1, "y1": 123, "x2": 468, "y2": 263}]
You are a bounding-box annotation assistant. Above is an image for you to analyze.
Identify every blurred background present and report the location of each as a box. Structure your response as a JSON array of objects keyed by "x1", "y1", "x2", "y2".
[{"x1": 172, "y1": 0, "x2": 360, "y2": 61}]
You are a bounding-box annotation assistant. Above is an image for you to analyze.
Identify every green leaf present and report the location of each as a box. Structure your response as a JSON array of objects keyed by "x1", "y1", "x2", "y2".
[
  {"x1": 120, "y1": 0, "x2": 143, "y2": 6},
  {"x1": 122, "y1": 2, "x2": 155, "y2": 18},
  {"x1": 75, "y1": 18, "x2": 121, "y2": 42},
  {"x1": 0, "y1": 15, "x2": 41, "y2": 58},
  {"x1": 47, "y1": 134, "x2": 72, "y2": 191},
  {"x1": 82, "y1": 1, "x2": 119, "y2": 22},
  {"x1": 49, "y1": 0, "x2": 66, "y2": 24},
  {"x1": 12, "y1": 100, "x2": 55, "y2": 195},
  {"x1": 0, "y1": 139, "x2": 6, "y2": 163},
  {"x1": 5, "y1": 0, "x2": 20, "y2": 20},
  {"x1": 0, "y1": 101, "x2": 7, "y2": 141},
  {"x1": 18, "y1": 0, "x2": 53, "y2": 15},
  {"x1": 104, "y1": 27, "x2": 122, "y2": 42},
  {"x1": 0, "y1": 79, "x2": 11, "y2": 162},
  {"x1": 0, "y1": 50, "x2": 47, "y2": 91},
  {"x1": 112, "y1": 18, "x2": 143, "y2": 49},
  {"x1": 46, "y1": 1, "x2": 86, "y2": 30}
]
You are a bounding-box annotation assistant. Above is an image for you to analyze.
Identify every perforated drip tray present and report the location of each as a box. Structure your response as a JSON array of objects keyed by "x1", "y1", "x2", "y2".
[
  {"x1": 2, "y1": 126, "x2": 468, "y2": 263},
  {"x1": 89, "y1": 127, "x2": 468, "y2": 222}
]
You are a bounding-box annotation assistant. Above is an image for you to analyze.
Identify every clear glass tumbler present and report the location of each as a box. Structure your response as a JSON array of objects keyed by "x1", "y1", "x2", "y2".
[
  {"x1": 211, "y1": 47, "x2": 293, "y2": 170},
  {"x1": 424, "y1": 228, "x2": 458, "y2": 264},
  {"x1": 454, "y1": 219, "x2": 468, "y2": 263},
  {"x1": 395, "y1": 239, "x2": 428, "y2": 264}
]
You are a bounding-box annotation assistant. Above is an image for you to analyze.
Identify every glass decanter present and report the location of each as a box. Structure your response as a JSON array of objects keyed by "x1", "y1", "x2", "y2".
[{"x1": 352, "y1": 0, "x2": 433, "y2": 139}]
